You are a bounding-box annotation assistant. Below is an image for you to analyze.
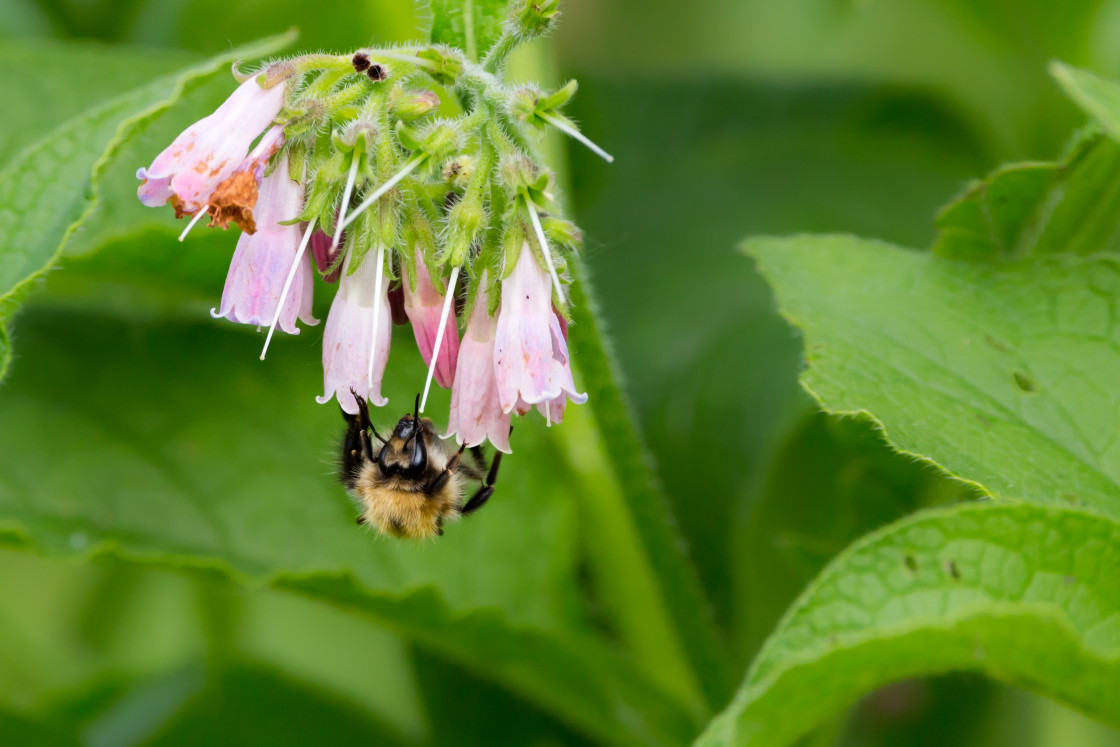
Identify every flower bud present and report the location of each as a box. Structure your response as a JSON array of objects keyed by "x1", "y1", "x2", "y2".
[
  {"x1": 512, "y1": 0, "x2": 560, "y2": 38},
  {"x1": 419, "y1": 121, "x2": 463, "y2": 162},
  {"x1": 442, "y1": 155, "x2": 475, "y2": 188},
  {"x1": 392, "y1": 89, "x2": 440, "y2": 121},
  {"x1": 416, "y1": 47, "x2": 463, "y2": 85},
  {"x1": 445, "y1": 191, "x2": 486, "y2": 266},
  {"x1": 510, "y1": 86, "x2": 545, "y2": 124},
  {"x1": 542, "y1": 216, "x2": 583, "y2": 250},
  {"x1": 333, "y1": 120, "x2": 376, "y2": 152}
]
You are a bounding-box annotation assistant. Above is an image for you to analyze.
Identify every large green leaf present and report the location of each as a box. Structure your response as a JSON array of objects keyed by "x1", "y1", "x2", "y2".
[
  {"x1": 0, "y1": 302, "x2": 699, "y2": 746},
  {"x1": 698, "y1": 502, "x2": 1120, "y2": 746},
  {"x1": 425, "y1": 0, "x2": 508, "y2": 61},
  {"x1": 734, "y1": 412, "x2": 977, "y2": 660},
  {"x1": 747, "y1": 234, "x2": 1120, "y2": 518},
  {"x1": 0, "y1": 31, "x2": 295, "y2": 383},
  {"x1": 0, "y1": 40, "x2": 197, "y2": 166}
]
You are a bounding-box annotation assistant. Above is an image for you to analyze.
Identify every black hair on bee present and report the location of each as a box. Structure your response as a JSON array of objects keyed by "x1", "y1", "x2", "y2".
[{"x1": 339, "y1": 389, "x2": 503, "y2": 539}]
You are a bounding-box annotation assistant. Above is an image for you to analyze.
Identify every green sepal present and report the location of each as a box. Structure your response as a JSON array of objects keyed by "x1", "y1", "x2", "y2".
[
  {"x1": 511, "y1": 0, "x2": 560, "y2": 39},
  {"x1": 417, "y1": 46, "x2": 464, "y2": 86}
]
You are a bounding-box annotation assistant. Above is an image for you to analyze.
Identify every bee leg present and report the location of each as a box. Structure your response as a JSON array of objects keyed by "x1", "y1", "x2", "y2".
[
  {"x1": 349, "y1": 387, "x2": 387, "y2": 447},
  {"x1": 462, "y1": 451, "x2": 503, "y2": 516},
  {"x1": 356, "y1": 515, "x2": 367, "y2": 526},
  {"x1": 426, "y1": 443, "x2": 466, "y2": 495}
]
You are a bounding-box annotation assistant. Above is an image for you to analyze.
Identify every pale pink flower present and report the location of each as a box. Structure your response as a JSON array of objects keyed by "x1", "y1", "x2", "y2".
[
  {"x1": 494, "y1": 242, "x2": 587, "y2": 415},
  {"x1": 317, "y1": 252, "x2": 392, "y2": 414},
  {"x1": 205, "y1": 125, "x2": 286, "y2": 233},
  {"x1": 445, "y1": 275, "x2": 511, "y2": 453},
  {"x1": 210, "y1": 154, "x2": 316, "y2": 333},
  {"x1": 403, "y1": 260, "x2": 460, "y2": 389},
  {"x1": 137, "y1": 77, "x2": 287, "y2": 216}
]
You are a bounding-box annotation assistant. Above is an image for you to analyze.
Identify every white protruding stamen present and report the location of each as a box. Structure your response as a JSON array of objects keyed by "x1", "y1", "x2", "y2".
[
  {"x1": 366, "y1": 244, "x2": 386, "y2": 389},
  {"x1": 332, "y1": 155, "x2": 361, "y2": 250},
  {"x1": 260, "y1": 217, "x2": 317, "y2": 361},
  {"x1": 339, "y1": 156, "x2": 424, "y2": 233},
  {"x1": 542, "y1": 113, "x2": 615, "y2": 163},
  {"x1": 178, "y1": 206, "x2": 209, "y2": 242},
  {"x1": 419, "y1": 265, "x2": 459, "y2": 414},
  {"x1": 527, "y1": 202, "x2": 566, "y2": 306}
]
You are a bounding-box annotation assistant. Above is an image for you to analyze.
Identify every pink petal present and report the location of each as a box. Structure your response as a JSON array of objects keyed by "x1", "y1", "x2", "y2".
[
  {"x1": 317, "y1": 255, "x2": 392, "y2": 413},
  {"x1": 494, "y1": 242, "x2": 560, "y2": 411},
  {"x1": 137, "y1": 77, "x2": 287, "y2": 214},
  {"x1": 210, "y1": 156, "x2": 316, "y2": 332},
  {"x1": 445, "y1": 279, "x2": 511, "y2": 453},
  {"x1": 403, "y1": 261, "x2": 460, "y2": 388}
]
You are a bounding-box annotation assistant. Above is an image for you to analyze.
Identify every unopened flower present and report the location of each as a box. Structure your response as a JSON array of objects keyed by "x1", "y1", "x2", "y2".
[
  {"x1": 311, "y1": 228, "x2": 342, "y2": 283},
  {"x1": 445, "y1": 275, "x2": 511, "y2": 453},
  {"x1": 210, "y1": 154, "x2": 316, "y2": 333},
  {"x1": 494, "y1": 242, "x2": 587, "y2": 416},
  {"x1": 317, "y1": 251, "x2": 392, "y2": 414},
  {"x1": 403, "y1": 260, "x2": 459, "y2": 389},
  {"x1": 137, "y1": 76, "x2": 287, "y2": 217}
]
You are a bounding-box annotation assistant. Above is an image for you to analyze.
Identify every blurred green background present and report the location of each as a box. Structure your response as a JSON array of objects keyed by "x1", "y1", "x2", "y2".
[{"x1": 3, "y1": 0, "x2": 1120, "y2": 744}]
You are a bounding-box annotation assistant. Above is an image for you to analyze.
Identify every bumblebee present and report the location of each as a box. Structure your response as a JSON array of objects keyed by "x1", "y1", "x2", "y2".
[{"x1": 340, "y1": 389, "x2": 502, "y2": 539}]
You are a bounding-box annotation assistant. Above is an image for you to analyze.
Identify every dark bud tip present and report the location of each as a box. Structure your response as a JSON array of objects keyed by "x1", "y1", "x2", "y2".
[
  {"x1": 367, "y1": 64, "x2": 387, "y2": 82},
  {"x1": 352, "y1": 52, "x2": 371, "y2": 72}
]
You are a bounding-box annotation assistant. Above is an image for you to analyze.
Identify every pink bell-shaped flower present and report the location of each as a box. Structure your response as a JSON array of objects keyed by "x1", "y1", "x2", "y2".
[
  {"x1": 210, "y1": 153, "x2": 316, "y2": 333},
  {"x1": 317, "y1": 250, "x2": 392, "y2": 414},
  {"x1": 444, "y1": 275, "x2": 511, "y2": 453},
  {"x1": 494, "y1": 242, "x2": 587, "y2": 416},
  {"x1": 137, "y1": 76, "x2": 287, "y2": 217},
  {"x1": 403, "y1": 260, "x2": 460, "y2": 389}
]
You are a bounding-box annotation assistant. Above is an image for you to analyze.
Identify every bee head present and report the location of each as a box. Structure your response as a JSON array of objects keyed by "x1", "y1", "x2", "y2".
[{"x1": 377, "y1": 394, "x2": 429, "y2": 479}]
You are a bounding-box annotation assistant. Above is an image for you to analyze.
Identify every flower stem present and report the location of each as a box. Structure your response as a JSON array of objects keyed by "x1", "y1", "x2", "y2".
[
  {"x1": 419, "y1": 265, "x2": 460, "y2": 414},
  {"x1": 527, "y1": 201, "x2": 566, "y2": 306},
  {"x1": 260, "y1": 217, "x2": 317, "y2": 360}
]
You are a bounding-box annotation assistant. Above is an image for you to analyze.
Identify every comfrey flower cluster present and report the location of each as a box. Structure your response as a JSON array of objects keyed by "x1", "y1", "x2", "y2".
[{"x1": 136, "y1": 9, "x2": 610, "y2": 454}]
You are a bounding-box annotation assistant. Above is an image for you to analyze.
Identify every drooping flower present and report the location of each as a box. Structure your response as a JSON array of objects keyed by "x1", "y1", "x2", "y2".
[
  {"x1": 317, "y1": 250, "x2": 392, "y2": 414},
  {"x1": 137, "y1": 76, "x2": 287, "y2": 217},
  {"x1": 535, "y1": 312, "x2": 575, "y2": 425},
  {"x1": 445, "y1": 274, "x2": 511, "y2": 453},
  {"x1": 403, "y1": 260, "x2": 460, "y2": 389},
  {"x1": 210, "y1": 154, "x2": 316, "y2": 333},
  {"x1": 494, "y1": 242, "x2": 587, "y2": 415},
  {"x1": 206, "y1": 125, "x2": 286, "y2": 233}
]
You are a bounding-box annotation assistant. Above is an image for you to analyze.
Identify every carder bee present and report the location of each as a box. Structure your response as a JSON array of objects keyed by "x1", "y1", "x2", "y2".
[{"x1": 339, "y1": 389, "x2": 503, "y2": 539}]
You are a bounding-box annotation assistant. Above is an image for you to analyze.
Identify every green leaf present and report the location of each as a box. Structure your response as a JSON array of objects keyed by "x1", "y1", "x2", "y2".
[
  {"x1": 1051, "y1": 62, "x2": 1120, "y2": 144},
  {"x1": 735, "y1": 412, "x2": 977, "y2": 659},
  {"x1": 698, "y1": 502, "x2": 1120, "y2": 746},
  {"x1": 933, "y1": 129, "x2": 1120, "y2": 260},
  {"x1": 425, "y1": 0, "x2": 508, "y2": 61},
  {"x1": 0, "y1": 40, "x2": 197, "y2": 166},
  {"x1": 748, "y1": 234, "x2": 1120, "y2": 519},
  {"x1": 0, "y1": 31, "x2": 295, "y2": 384}
]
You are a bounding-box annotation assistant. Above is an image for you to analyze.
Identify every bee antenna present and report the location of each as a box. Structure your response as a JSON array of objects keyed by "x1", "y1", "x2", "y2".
[{"x1": 370, "y1": 426, "x2": 388, "y2": 445}]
